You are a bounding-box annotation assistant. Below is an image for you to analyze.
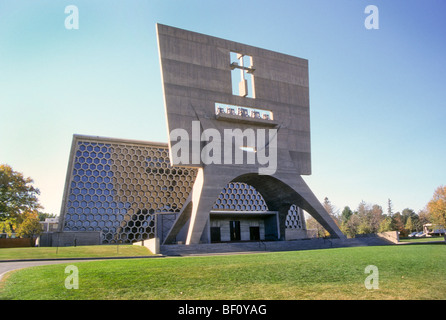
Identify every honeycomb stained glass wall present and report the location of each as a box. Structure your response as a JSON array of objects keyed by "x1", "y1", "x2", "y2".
[
  {"x1": 212, "y1": 182, "x2": 268, "y2": 212},
  {"x1": 285, "y1": 204, "x2": 304, "y2": 229},
  {"x1": 61, "y1": 137, "x2": 197, "y2": 244},
  {"x1": 212, "y1": 183, "x2": 304, "y2": 229},
  {"x1": 61, "y1": 136, "x2": 306, "y2": 244}
]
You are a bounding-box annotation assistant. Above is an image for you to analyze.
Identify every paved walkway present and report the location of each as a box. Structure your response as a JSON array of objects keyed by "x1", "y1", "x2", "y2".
[
  {"x1": 0, "y1": 260, "x2": 90, "y2": 282},
  {"x1": 0, "y1": 255, "x2": 160, "y2": 282}
]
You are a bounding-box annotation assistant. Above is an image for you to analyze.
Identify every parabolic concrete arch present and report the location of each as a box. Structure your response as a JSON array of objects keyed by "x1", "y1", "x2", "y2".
[
  {"x1": 163, "y1": 165, "x2": 345, "y2": 245},
  {"x1": 231, "y1": 172, "x2": 345, "y2": 240}
]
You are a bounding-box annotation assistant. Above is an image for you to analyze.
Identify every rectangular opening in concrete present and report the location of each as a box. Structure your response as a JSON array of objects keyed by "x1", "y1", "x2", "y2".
[{"x1": 230, "y1": 52, "x2": 255, "y2": 98}]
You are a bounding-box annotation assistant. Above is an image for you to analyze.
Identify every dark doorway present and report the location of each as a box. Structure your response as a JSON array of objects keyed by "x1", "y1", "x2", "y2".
[
  {"x1": 250, "y1": 226, "x2": 260, "y2": 241},
  {"x1": 210, "y1": 227, "x2": 221, "y2": 243},
  {"x1": 230, "y1": 221, "x2": 241, "y2": 241}
]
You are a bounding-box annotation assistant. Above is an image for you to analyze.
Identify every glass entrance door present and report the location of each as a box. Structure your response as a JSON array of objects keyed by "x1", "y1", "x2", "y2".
[
  {"x1": 210, "y1": 227, "x2": 221, "y2": 243},
  {"x1": 249, "y1": 226, "x2": 260, "y2": 241},
  {"x1": 229, "y1": 221, "x2": 241, "y2": 241}
]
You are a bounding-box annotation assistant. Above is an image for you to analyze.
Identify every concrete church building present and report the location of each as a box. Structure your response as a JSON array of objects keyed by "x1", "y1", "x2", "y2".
[{"x1": 55, "y1": 24, "x2": 345, "y2": 250}]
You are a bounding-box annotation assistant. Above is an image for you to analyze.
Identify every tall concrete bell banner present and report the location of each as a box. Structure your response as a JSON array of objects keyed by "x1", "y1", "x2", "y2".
[{"x1": 157, "y1": 24, "x2": 345, "y2": 244}]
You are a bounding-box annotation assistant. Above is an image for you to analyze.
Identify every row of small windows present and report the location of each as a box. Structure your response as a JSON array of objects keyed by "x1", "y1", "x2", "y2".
[
  {"x1": 67, "y1": 202, "x2": 176, "y2": 213},
  {"x1": 76, "y1": 153, "x2": 111, "y2": 161},
  {"x1": 66, "y1": 213, "x2": 123, "y2": 221},
  {"x1": 219, "y1": 191, "x2": 263, "y2": 198},
  {"x1": 72, "y1": 175, "x2": 111, "y2": 183},
  {"x1": 65, "y1": 220, "x2": 117, "y2": 228},
  {"x1": 77, "y1": 142, "x2": 111, "y2": 153},
  {"x1": 69, "y1": 193, "x2": 115, "y2": 202},
  {"x1": 77, "y1": 142, "x2": 167, "y2": 157},
  {"x1": 75, "y1": 160, "x2": 111, "y2": 168},
  {"x1": 70, "y1": 187, "x2": 113, "y2": 196},
  {"x1": 146, "y1": 156, "x2": 170, "y2": 163},
  {"x1": 73, "y1": 169, "x2": 113, "y2": 178},
  {"x1": 67, "y1": 200, "x2": 121, "y2": 209},
  {"x1": 215, "y1": 198, "x2": 265, "y2": 205}
]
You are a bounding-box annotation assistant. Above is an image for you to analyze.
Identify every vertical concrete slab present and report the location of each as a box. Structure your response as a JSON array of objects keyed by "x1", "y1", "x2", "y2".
[{"x1": 157, "y1": 24, "x2": 345, "y2": 243}]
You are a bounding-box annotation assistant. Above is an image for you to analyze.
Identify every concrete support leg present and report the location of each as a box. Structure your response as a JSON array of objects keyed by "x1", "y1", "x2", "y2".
[{"x1": 164, "y1": 168, "x2": 345, "y2": 245}]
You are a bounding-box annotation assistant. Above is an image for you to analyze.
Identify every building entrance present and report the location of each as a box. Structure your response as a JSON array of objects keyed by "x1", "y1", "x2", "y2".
[
  {"x1": 229, "y1": 221, "x2": 241, "y2": 241},
  {"x1": 210, "y1": 227, "x2": 221, "y2": 243},
  {"x1": 250, "y1": 226, "x2": 260, "y2": 241}
]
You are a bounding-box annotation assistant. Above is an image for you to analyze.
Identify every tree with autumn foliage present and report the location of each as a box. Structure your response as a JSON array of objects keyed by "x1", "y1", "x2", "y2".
[
  {"x1": 0, "y1": 164, "x2": 42, "y2": 235},
  {"x1": 306, "y1": 197, "x2": 340, "y2": 238},
  {"x1": 15, "y1": 210, "x2": 43, "y2": 246},
  {"x1": 427, "y1": 185, "x2": 446, "y2": 228}
]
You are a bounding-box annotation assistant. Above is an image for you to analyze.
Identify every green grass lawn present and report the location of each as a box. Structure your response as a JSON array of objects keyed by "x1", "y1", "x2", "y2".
[
  {"x1": 0, "y1": 245, "x2": 153, "y2": 261},
  {"x1": 1, "y1": 244, "x2": 445, "y2": 300}
]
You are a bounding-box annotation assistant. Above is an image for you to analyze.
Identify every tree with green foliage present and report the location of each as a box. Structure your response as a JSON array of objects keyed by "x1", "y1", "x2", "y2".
[
  {"x1": 341, "y1": 206, "x2": 353, "y2": 224},
  {"x1": 354, "y1": 202, "x2": 385, "y2": 234},
  {"x1": 405, "y1": 216, "x2": 415, "y2": 233},
  {"x1": 387, "y1": 198, "x2": 393, "y2": 216},
  {"x1": 401, "y1": 208, "x2": 417, "y2": 225},
  {"x1": 357, "y1": 220, "x2": 373, "y2": 235},
  {"x1": 378, "y1": 216, "x2": 393, "y2": 232}
]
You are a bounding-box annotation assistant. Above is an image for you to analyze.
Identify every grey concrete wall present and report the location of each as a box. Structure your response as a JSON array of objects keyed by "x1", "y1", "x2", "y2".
[
  {"x1": 43, "y1": 232, "x2": 101, "y2": 247},
  {"x1": 285, "y1": 229, "x2": 308, "y2": 240},
  {"x1": 157, "y1": 23, "x2": 311, "y2": 174},
  {"x1": 133, "y1": 238, "x2": 160, "y2": 254}
]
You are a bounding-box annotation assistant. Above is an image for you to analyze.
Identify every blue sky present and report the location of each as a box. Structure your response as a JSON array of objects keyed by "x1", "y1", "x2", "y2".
[{"x1": 1, "y1": 0, "x2": 445, "y2": 216}]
